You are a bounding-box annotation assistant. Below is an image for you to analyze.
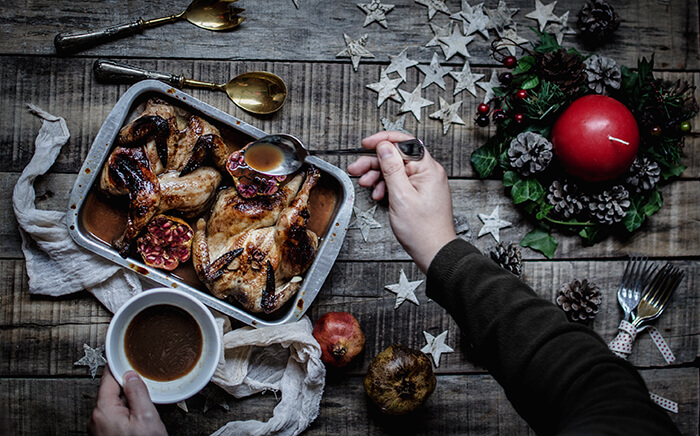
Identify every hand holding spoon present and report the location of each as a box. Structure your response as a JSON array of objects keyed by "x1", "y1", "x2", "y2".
[
  {"x1": 55, "y1": 0, "x2": 245, "y2": 53},
  {"x1": 243, "y1": 134, "x2": 425, "y2": 176},
  {"x1": 93, "y1": 59, "x2": 287, "y2": 115}
]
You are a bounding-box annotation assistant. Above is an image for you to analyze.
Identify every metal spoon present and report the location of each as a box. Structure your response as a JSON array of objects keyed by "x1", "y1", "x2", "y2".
[
  {"x1": 93, "y1": 59, "x2": 287, "y2": 115},
  {"x1": 243, "y1": 134, "x2": 425, "y2": 176},
  {"x1": 55, "y1": 0, "x2": 245, "y2": 53}
]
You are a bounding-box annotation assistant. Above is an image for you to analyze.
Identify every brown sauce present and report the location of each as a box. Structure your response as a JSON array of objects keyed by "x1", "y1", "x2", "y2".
[
  {"x1": 125, "y1": 304, "x2": 202, "y2": 381},
  {"x1": 244, "y1": 142, "x2": 285, "y2": 172}
]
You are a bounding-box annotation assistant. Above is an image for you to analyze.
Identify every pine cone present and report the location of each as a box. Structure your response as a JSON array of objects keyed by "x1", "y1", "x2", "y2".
[
  {"x1": 507, "y1": 131, "x2": 554, "y2": 177},
  {"x1": 577, "y1": 0, "x2": 620, "y2": 46},
  {"x1": 490, "y1": 242, "x2": 522, "y2": 276},
  {"x1": 584, "y1": 55, "x2": 621, "y2": 94},
  {"x1": 536, "y1": 49, "x2": 587, "y2": 96},
  {"x1": 588, "y1": 185, "x2": 630, "y2": 225},
  {"x1": 625, "y1": 157, "x2": 661, "y2": 194},
  {"x1": 546, "y1": 180, "x2": 586, "y2": 219},
  {"x1": 556, "y1": 279, "x2": 602, "y2": 323}
]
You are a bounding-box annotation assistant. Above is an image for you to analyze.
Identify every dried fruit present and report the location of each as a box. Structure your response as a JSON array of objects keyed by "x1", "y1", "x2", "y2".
[
  {"x1": 137, "y1": 214, "x2": 194, "y2": 271},
  {"x1": 312, "y1": 312, "x2": 366, "y2": 368},
  {"x1": 363, "y1": 344, "x2": 436, "y2": 415}
]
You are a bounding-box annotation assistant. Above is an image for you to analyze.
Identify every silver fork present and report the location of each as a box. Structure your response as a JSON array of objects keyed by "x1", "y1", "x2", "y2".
[
  {"x1": 632, "y1": 263, "x2": 685, "y2": 328},
  {"x1": 617, "y1": 254, "x2": 657, "y2": 321}
]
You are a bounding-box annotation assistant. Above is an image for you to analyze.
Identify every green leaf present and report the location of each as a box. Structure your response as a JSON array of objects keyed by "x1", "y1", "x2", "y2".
[
  {"x1": 521, "y1": 76, "x2": 540, "y2": 90},
  {"x1": 511, "y1": 178, "x2": 544, "y2": 204},
  {"x1": 661, "y1": 164, "x2": 686, "y2": 180},
  {"x1": 536, "y1": 203, "x2": 554, "y2": 220},
  {"x1": 521, "y1": 227, "x2": 558, "y2": 258},
  {"x1": 502, "y1": 170, "x2": 520, "y2": 187},
  {"x1": 471, "y1": 146, "x2": 498, "y2": 178},
  {"x1": 642, "y1": 189, "x2": 663, "y2": 216},
  {"x1": 578, "y1": 225, "x2": 601, "y2": 245},
  {"x1": 622, "y1": 198, "x2": 645, "y2": 232},
  {"x1": 533, "y1": 30, "x2": 561, "y2": 53},
  {"x1": 512, "y1": 56, "x2": 535, "y2": 75}
]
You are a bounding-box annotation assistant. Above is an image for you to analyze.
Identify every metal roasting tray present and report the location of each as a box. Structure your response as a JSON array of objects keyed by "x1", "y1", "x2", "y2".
[{"x1": 67, "y1": 80, "x2": 355, "y2": 327}]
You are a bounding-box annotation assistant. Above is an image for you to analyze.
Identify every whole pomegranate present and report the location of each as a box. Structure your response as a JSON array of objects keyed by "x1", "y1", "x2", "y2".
[
  {"x1": 363, "y1": 344, "x2": 436, "y2": 415},
  {"x1": 312, "y1": 312, "x2": 365, "y2": 368}
]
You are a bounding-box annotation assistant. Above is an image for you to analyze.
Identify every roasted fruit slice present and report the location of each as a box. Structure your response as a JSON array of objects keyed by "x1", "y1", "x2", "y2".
[{"x1": 137, "y1": 215, "x2": 194, "y2": 271}]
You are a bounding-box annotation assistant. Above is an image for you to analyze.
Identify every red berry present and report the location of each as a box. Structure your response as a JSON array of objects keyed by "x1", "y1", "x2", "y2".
[
  {"x1": 492, "y1": 110, "x2": 506, "y2": 123},
  {"x1": 503, "y1": 56, "x2": 517, "y2": 68},
  {"x1": 477, "y1": 103, "x2": 490, "y2": 114},
  {"x1": 475, "y1": 115, "x2": 490, "y2": 127},
  {"x1": 650, "y1": 126, "x2": 662, "y2": 136},
  {"x1": 515, "y1": 89, "x2": 528, "y2": 100},
  {"x1": 499, "y1": 72, "x2": 513, "y2": 86},
  {"x1": 514, "y1": 113, "x2": 524, "y2": 123}
]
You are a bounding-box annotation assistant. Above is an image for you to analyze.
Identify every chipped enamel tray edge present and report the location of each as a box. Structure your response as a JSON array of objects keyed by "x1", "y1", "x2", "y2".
[{"x1": 66, "y1": 80, "x2": 355, "y2": 328}]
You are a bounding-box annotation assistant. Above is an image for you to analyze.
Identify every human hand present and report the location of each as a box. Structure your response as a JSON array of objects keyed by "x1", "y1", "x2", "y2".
[
  {"x1": 87, "y1": 366, "x2": 167, "y2": 436},
  {"x1": 347, "y1": 131, "x2": 456, "y2": 272}
]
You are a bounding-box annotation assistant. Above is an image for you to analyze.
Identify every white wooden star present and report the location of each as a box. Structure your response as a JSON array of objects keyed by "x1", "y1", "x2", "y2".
[
  {"x1": 525, "y1": 0, "x2": 559, "y2": 32},
  {"x1": 417, "y1": 53, "x2": 450, "y2": 90},
  {"x1": 477, "y1": 205, "x2": 512, "y2": 242},
  {"x1": 386, "y1": 48, "x2": 419, "y2": 82},
  {"x1": 453, "y1": 1, "x2": 490, "y2": 39},
  {"x1": 545, "y1": 11, "x2": 575, "y2": 45},
  {"x1": 385, "y1": 269, "x2": 422, "y2": 308},
  {"x1": 420, "y1": 330, "x2": 454, "y2": 367},
  {"x1": 358, "y1": 0, "x2": 395, "y2": 28},
  {"x1": 426, "y1": 22, "x2": 453, "y2": 54},
  {"x1": 449, "y1": 60, "x2": 484, "y2": 97},
  {"x1": 494, "y1": 26, "x2": 529, "y2": 56},
  {"x1": 349, "y1": 205, "x2": 382, "y2": 242},
  {"x1": 382, "y1": 114, "x2": 410, "y2": 133},
  {"x1": 438, "y1": 25, "x2": 475, "y2": 60},
  {"x1": 398, "y1": 85, "x2": 434, "y2": 121},
  {"x1": 336, "y1": 34, "x2": 375, "y2": 72},
  {"x1": 477, "y1": 71, "x2": 501, "y2": 104},
  {"x1": 415, "y1": 0, "x2": 450, "y2": 20},
  {"x1": 485, "y1": 0, "x2": 519, "y2": 36},
  {"x1": 429, "y1": 97, "x2": 465, "y2": 134},
  {"x1": 74, "y1": 343, "x2": 107, "y2": 379},
  {"x1": 292, "y1": 0, "x2": 300, "y2": 8},
  {"x1": 366, "y1": 70, "x2": 403, "y2": 107}
]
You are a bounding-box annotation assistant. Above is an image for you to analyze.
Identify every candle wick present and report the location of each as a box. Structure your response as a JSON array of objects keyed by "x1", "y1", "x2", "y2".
[{"x1": 608, "y1": 136, "x2": 630, "y2": 145}]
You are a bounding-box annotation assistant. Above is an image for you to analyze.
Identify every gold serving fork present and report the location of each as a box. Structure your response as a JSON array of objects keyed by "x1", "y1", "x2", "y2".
[{"x1": 631, "y1": 263, "x2": 685, "y2": 328}]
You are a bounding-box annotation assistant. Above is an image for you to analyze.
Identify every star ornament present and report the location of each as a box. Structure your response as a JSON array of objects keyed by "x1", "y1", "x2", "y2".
[
  {"x1": 455, "y1": 1, "x2": 490, "y2": 39},
  {"x1": 386, "y1": 48, "x2": 419, "y2": 82},
  {"x1": 74, "y1": 343, "x2": 107, "y2": 379},
  {"x1": 477, "y1": 205, "x2": 512, "y2": 242},
  {"x1": 429, "y1": 97, "x2": 465, "y2": 134},
  {"x1": 477, "y1": 71, "x2": 501, "y2": 104},
  {"x1": 385, "y1": 269, "x2": 423, "y2": 309},
  {"x1": 398, "y1": 85, "x2": 434, "y2": 121},
  {"x1": 494, "y1": 27, "x2": 529, "y2": 57},
  {"x1": 349, "y1": 205, "x2": 382, "y2": 241},
  {"x1": 437, "y1": 25, "x2": 475, "y2": 60},
  {"x1": 417, "y1": 53, "x2": 450, "y2": 90},
  {"x1": 449, "y1": 60, "x2": 484, "y2": 97},
  {"x1": 382, "y1": 114, "x2": 410, "y2": 133},
  {"x1": 336, "y1": 34, "x2": 375, "y2": 72},
  {"x1": 420, "y1": 330, "x2": 454, "y2": 367},
  {"x1": 358, "y1": 0, "x2": 395, "y2": 28},
  {"x1": 485, "y1": 0, "x2": 519, "y2": 36},
  {"x1": 426, "y1": 22, "x2": 453, "y2": 54},
  {"x1": 545, "y1": 11, "x2": 575, "y2": 45},
  {"x1": 366, "y1": 70, "x2": 403, "y2": 107},
  {"x1": 415, "y1": 0, "x2": 450, "y2": 20},
  {"x1": 525, "y1": 0, "x2": 559, "y2": 32}
]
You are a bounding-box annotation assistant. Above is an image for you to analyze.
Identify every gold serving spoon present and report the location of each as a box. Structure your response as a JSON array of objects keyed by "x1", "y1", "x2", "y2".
[
  {"x1": 93, "y1": 59, "x2": 287, "y2": 115},
  {"x1": 55, "y1": 0, "x2": 245, "y2": 53}
]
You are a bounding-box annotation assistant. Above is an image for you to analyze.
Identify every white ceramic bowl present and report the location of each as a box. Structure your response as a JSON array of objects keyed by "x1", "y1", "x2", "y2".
[{"x1": 105, "y1": 288, "x2": 222, "y2": 404}]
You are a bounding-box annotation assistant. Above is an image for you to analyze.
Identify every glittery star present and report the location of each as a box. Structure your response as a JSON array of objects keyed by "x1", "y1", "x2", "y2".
[
  {"x1": 382, "y1": 114, "x2": 410, "y2": 133},
  {"x1": 366, "y1": 70, "x2": 403, "y2": 107},
  {"x1": 420, "y1": 330, "x2": 454, "y2": 367},
  {"x1": 336, "y1": 34, "x2": 375, "y2": 72},
  {"x1": 358, "y1": 0, "x2": 395, "y2": 28},
  {"x1": 477, "y1": 71, "x2": 501, "y2": 103},
  {"x1": 74, "y1": 343, "x2": 107, "y2": 379},
  {"x1": 452, "y1": 1, "x2": 490, "y2": 39},
  {"x1": 415, "y1": 0, "x2": 450, "y2": 20},
  {"x1": 386, "y1": 48, "x2": 419, "y2": 82},
  {"x1": 398, "y1": 85, "x2": 434, "y2": 122},
  {"x1": 449, "y1": 60, "x2": 484, "y2": 96},
  {"x1": 494, "y1": 26, "x2": 529, "y2": 56},
  {"x1": 485, "y1": 0, "x2": 519, "y2": 36},
  {"x1": 385, "y1": 269, "x2": 422, "y2": 308},
  {"x1": 417, "y1": 53, "x2": 450, "y2": 90},
  {"x1": 349, "y1": 205, "x2": 382, "y2": 241},
  {"x1": 525, "y1": 0, "x2": 559, "y2": 32},
  {"x1": 545, "y1": 11, "x2": 575, "y2": 45},
  {"x1": 426, "y1": 22, "x2": 453, "y2": 54},
  {"x1": 429, "y1": 97, "x2": 465, "y2": 134},
  {"x1": 477, "y1": 205, "x2": 512, "y2": 242},
  {"x1": 438, "y1": 25, "x2": 475, "y2": 60}
]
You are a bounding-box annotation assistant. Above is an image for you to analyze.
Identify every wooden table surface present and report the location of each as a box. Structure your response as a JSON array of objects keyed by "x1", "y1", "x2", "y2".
[{"x1": 1, "y1": 0, "x2": 698, "y2": 434}]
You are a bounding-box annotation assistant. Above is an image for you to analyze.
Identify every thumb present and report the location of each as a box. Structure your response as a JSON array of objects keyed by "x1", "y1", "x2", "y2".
[
  {"x1": 376, "y1": 141, "x2": 411, "y2": 196},
  {"x1": 122, "y1": 371, "x2": 157, "y2": 416}
]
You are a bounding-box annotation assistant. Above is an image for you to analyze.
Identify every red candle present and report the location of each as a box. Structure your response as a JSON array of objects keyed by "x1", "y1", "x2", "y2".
[{"x1": 551, "y1": 95, "x2": 639, "y2": 182}]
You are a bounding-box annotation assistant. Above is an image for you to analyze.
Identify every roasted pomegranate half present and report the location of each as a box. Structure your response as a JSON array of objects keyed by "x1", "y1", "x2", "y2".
[{"x1": 136, "y1": 214, "x2": 194, "y2": 271}]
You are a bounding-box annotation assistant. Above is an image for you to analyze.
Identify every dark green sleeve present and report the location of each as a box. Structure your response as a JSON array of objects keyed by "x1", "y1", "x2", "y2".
[{"x1": 426, "y1": 238, "x2": 680, "y2": 436}]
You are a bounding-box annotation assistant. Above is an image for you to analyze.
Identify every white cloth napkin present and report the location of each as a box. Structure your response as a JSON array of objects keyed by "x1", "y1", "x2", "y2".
[{"x1": 13, "y1": 105, "x2": 325, "y2": 436}]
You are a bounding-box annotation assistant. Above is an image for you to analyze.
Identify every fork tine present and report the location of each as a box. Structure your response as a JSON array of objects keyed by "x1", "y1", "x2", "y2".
[
  {"x1": 643, "y1": 264, "x2": 671, "y2": 305},
  {"x1": 655, "y1": 268, "x2": 684, "y2": 309}
]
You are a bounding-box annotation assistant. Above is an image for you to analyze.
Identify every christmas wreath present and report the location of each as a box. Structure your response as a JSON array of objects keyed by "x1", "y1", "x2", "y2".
[{"x1": 471, "y1": 31, "x2": 699, "y2": 258}]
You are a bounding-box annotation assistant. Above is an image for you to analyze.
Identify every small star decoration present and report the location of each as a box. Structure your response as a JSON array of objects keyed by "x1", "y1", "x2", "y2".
[
  {"x1": 485, "y1": 0, "x2": 519, "y2": 36},
  {"x1": 415, "y1": 0, "x2": 451, "y2": 20},
  {"x1": 453, "y1": 1, "x2": 490, "y2": 39},
  {"x1": 438, "y1": 24, "x2": 475, "y2": 60},
  {"x1": 382, "y1": 114, "x2": 410, "y2": 133},
  {"x1": 477, "y1": 205, "x2": 512, "y2": 242},
  {"x1": 525, "y1": 0, "x2": 559, "y2": 32},
  {"x1": 477, "y1": 71, "x2": 501, "y2": 103},
  {"x1": 545, "y1": 11, "x2": 575, "y2": 45},
  {"x1": 385, "y1": 269, "x2": 423, "y2": 308},
  {"x1": 417, "y1": 53, "x2": 450, "y2": 90},
  {"x1": 358, "y1": 0, "x2": 395, "y2": 28},
  {"x1": 449, "y1": 60, "x2": 484, "y2": 97},
  {"x1": 349, "y1": 205, "x2": 382, "y2": 241},
  {"x1": 386, "y1": 48, "x2": 419, "y2": 82},
  {"x1": 366, "y1": 70, "x2": 402, "y2": 107},
  {"x1": 429, "y1": 97, "x2": 465, "y2": 134},
  {"x1": 421, "y1": 330, "x2": 454, "y2": 367},
  {"x1": 426, "y1": 22, "x2": 453, "y2": 53},
  {"x1": 494, "y1": 26, "x2": 529, "y2": 57},
  {"x1": 74, "y1": 343, "x2": 107, "y2": 379},
  {"x1": 398, "y1": 85, "x2": 434, "y2": 121},
  {"x1": 337, "y1": 34, "x2": 375, "y2": 71}
]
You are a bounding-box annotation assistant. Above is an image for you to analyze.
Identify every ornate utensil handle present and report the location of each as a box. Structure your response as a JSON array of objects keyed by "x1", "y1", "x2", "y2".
[{"x1": 93, "y1": 59, "x2": 185, "y2": 88}]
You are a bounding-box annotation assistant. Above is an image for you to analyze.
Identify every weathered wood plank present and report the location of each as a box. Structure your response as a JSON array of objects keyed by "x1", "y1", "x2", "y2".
[
  {"x1": 1, "y1": 368, "x2": 696, "y2": 435},
  {"x1": 0, "y1": 0, "x2": 697, "y2": 70},
  {"x1": 1, "y1": 57, "x2": 698, "y2": 178}
]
